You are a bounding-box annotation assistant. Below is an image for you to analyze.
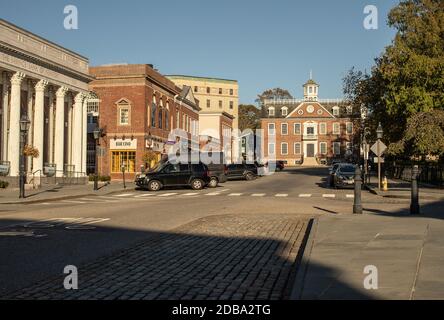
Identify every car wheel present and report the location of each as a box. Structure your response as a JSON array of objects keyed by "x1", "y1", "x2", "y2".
[
  {"x1": 190, "y1": 178, "x2": 204, "y2": 190},
  {"x1": 148, "y1": 180, "x2": 162, "y2": 191},
  {"x1": 245, "y1": 172, "x2": 255, "y2": 181},
  {"x1": 208, "y1": 177, "x2": 218, "y2": 188}
]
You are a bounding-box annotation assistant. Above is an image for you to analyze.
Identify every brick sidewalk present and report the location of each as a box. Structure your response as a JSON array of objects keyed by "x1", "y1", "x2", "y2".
[{"x1": 4, "y1": 214, "x2": 310, "y2": 300}]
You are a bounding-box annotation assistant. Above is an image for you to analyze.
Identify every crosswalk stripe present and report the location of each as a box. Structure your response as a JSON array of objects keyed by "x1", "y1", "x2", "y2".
[
  {"x1": 299, "y1": 194, "x2": 312, "y2": 198},
  {"x1": 115, "y1": 193, "x2": 135, "y2": 197},
  {"x1": 134, "y1": 194, "x2": 155, "y2": 198},
  {"x1": 157, "y1": 193, "x2": 178, "y2": 197},
  {"x1": 228, "y1": 193, "x2": 242, "y2": 196},
  {"x1": 252, "y1": 194, "x2": 266, "y2": 197},
  {"x1": 182, "y1": 193, "x2": 199, "y2": 196},
  {"x1": 275, "y1": 194, "x2": 288, "y2": 197},
  {"x1": 323, "y1": 194, "x2": 336, "y2": 198},
  {"x1": 61, "y1": 200, "x2": 86, "y2": 204},
  {"x1": 346, "y1": 194, "x2": 355, "y2": 198},
  {"x1": 205, "y1": 192, "x2": 220, "y2": 196}
]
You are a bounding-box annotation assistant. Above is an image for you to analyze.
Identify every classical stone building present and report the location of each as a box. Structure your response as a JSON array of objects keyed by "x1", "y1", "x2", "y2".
[
  {"x1": 0, "y1": 19, "x2": 92, "y2": 184},
  {"x1": 261, "y1": 78, "x2": 360, "y2": 166},
  {"x1": 89, "y1": 64, "x2": 200, "y2": 181},
  {"x1": 166, "y1": 75, "x2": 239, "y2": 162}
]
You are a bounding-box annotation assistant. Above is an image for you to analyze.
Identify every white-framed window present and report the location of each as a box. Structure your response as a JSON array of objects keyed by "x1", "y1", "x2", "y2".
[
  {"x1": 268, "y1": 107, "x2": 275, "y2": 116},
  {"x1": 333, "y1": 142, "x2": 341, "y2": 155},
  {"x1": 294, "y1": 142, "x2": 302, "y2": 155},
  {"x1": 268, "y1": 123, "x2": 275, "y2": 135},
  {"x1": 119, "y1": 107, "x2": 129, "y2": 125},
  {"x1": 333, "y1": 106, "x2": 340, "y2": 116},
  {"x1": 346, "y1": 142, "x2": 352, "y2": 151},
  {"x1": 281, "y1": 123, "x2": 288, "y2": 135},
  {"x1": 320, "y1": 142, "x2": 327, "y2": 155},
  {"x1": 346, "y1": 122, "x2": 353, "y2": 135},
  {"x1": 333, "y1": 122, "x2": 340, "y2": 135},
  {"x1": 346, "y1": 106, "x2": 353, "y2": 115},
  {"x1": 281, "y1": 143, "x2": 288, "y2": 155},
  {"x1": 319, "y1": 122, "x2": 327, "y2": 135},
  {"x1": 294, "y1": 123, "x2": 301, "y2": 135},
  {"x1": 281, "y1": 107, "x2": 288, "y2": 116},
  {"x1": 268, "y1": 143, "x2": 275, "y2": 155}
]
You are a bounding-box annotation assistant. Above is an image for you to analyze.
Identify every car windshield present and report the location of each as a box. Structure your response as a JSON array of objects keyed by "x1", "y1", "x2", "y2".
[
  {"x1": 339, "y1": 165, "x2": 355, "y2": 173},
  {"x1": 148, "y1": 162, "x2": 166, "y2": 173}
]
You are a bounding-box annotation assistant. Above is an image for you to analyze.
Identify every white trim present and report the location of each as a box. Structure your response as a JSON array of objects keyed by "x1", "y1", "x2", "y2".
[
  {"x1": 281, "y1": 122, "x2": 288, "y2": 135},
  {"x1": 319, "y1": 142, "x2": 327, "y2": 155},
  {"x1": 281, "y1": 142, "x2": 288, "y2": 155},
  {"x1": 294, "y1": 122, "x2": 302, "y2": 135},
  {"x1": 294, "y1": 142, "x2": 302, "y2": 155},
  {"x1": 333, "y1": 122, "x2": 341, "y2": 135},
  {"x1": 286, "y1": 102, "x2": 336, "y2": 119},
  {"x1": 268, "y1": 123, "x2": 276, "y2": 135}
]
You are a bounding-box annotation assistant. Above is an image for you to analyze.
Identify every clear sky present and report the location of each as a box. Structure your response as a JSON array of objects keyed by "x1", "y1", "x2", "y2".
[{"x1": 0, "y1": 0, "x2": 399, "y2": 104}]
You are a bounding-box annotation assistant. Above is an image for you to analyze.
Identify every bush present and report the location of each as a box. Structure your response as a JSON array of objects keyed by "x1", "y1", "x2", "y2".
[{"x1": 0, "y1": 180, "x2": 9, "y2": 189}]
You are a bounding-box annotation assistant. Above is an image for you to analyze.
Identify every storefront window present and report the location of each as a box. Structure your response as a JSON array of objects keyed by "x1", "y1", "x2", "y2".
[{"x1": 111, "y1": 151, "x2": 136, "y2": 173}]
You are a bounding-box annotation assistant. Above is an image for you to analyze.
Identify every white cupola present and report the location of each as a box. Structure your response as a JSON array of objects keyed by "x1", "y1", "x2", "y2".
[{"x1": 303, "y1": 71, "x2": 319, "y2": 102}]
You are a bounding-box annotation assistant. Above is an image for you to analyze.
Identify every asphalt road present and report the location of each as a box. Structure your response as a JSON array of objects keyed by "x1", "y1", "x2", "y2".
[{"x1": 0, "y1": 167, "x2": 414, "y2": 296}]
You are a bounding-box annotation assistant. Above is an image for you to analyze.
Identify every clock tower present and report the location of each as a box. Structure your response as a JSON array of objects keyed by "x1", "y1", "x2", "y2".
[{"x1": 303, "y1": 72, "x2": 319, "y2": 102}]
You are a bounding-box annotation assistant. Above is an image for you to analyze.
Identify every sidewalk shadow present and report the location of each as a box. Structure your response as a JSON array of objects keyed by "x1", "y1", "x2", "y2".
[
  {"x1": 0, "y1": 216, "x2": 373, "y2": 300},
  {"x1": 365, "y1": 199, "x2": 444, "y2": 221}
]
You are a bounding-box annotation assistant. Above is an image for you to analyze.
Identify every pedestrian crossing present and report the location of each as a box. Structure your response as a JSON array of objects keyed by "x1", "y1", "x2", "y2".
[{"x1": 29, "y1": 190, "x2": 356, "y2": 207}]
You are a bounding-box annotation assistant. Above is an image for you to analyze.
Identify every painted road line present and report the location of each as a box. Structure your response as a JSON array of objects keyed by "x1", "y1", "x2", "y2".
[
  {"x1": 275, "y1": 194, "x2": 288, "y2": 197},
  {"x1": 115, "y1": 193, "x2": 135, "y2": 197},
  {"x1": 61, "y1": 200, "x2": 87, "y2": 204},
  {"x1": 299, "y1": 194, "x2": 312, "y2": 198},
  {"x1": 323, "y1": 194, "x2": 336, "y2": 198},
  {"x1": 157, "y1": 193, "x2": 178, "y2": 197},
  {"x1": 182, "y1": 193, "x2": 199, "y2": 196},
  {"x1": 228, "y1": 193, "x2": 243, "y2": 196},
  {"x1": 205, "y1": 192, "x2": 221, "y2": 196},
  {"x1": 251, "y1": 194, "x2": 266, "y2": 197},
  {"x1": 134, "y1": 194, "x2": 155, "y2": 198},
  {"x1": 346, "y1": 194, "x2": 355, "y2": 198}
]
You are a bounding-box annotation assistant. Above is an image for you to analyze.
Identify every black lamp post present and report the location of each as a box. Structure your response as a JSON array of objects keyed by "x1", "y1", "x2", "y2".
[
  {"x1": 19, "y1": 114, "x2": 31, "y2": 199},
  {"x1": 376, "y1": 122, "x2": 384, "y2": 190},
  {"x1": 121, "y1": 161, "x2": 127, "y2": 189},
  {"x1": 93, "y1": 126, "x2": 102, "y2": 191}
]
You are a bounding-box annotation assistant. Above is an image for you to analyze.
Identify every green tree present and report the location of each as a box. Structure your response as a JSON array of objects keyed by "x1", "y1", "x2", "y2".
[
  {"x1": 344, "y1": 0, "x2": 444, "y2": 158},
  {"x1": 255, "y1": 88, "x2": 293, "y2": 105},
  {"x1": 239, "y1": 104, "x2": 261, "y2": 131}
]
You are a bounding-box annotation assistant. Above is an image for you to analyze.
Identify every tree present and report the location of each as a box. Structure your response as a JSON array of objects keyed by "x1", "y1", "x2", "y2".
[
  {"x1": 255, "y1": 88, "x2": 293, "y2": 105},
  {"x1": 238, "y1": 104, "x2": 261, "y2": 132},
  {"x1": 142, "y1": 150, "x2": 158, "y2": 170},
  {"x1": 343, "y1": 0, "x2": 444, "y2": 158}
]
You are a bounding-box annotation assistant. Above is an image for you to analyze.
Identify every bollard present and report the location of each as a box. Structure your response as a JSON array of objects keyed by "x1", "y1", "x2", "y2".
[
  {"x1": 410, "y1": 165, "x2": 420, "y2": 215},
  {"x1": 353, "y1": 166, "x2": 363, "y2": 214}
]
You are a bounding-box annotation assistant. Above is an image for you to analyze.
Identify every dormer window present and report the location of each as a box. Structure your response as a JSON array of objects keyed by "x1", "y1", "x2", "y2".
[
  {"x1": 333, "y1": 106, "x2": 340, "y2": 116},
  {"x1": 346, "y1": 106, "x2": 353, "y2": 115},
  {"x1": 268, "y1": 107, "x2": 275, "y2": 116},
  {"x1": 281, "y1": 107, "x2": 288, "y2": 116}
]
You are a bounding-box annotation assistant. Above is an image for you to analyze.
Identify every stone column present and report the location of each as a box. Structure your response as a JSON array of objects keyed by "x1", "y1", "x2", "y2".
[
  {"x1": 1, "y1": 72, "x2": 9, "y2": 162},
  {"x1": 8, "y1": 72, "x2": 26, "y2": 176},
  {"x1": 81, "y1": 96, "x2": 88, "y2": 175},
  {"x1": 54, "y1": 86, "x2": 68, "y2": 177},
  {"x1": 48, "y1": 89, "x2": 54, "y2": 163},
  {"x1": 71, "y1": 93, "x2": 84, "y2": 175},
  {"x1": 33, "y1": 80, "x2": 48, "y2": 175},
  {"x1": 67, "y1": 94, "x2": 73, "y2": 170},
  {"x1": 26, "y1": 80, "x2": 34, "y2": 173}
]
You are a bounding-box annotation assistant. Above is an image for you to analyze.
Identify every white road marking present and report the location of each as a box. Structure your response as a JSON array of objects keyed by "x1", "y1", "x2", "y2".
[
  {"x1": 134, "y1": 194, "x2": 155, "y2": 198},
  {"x1": 219, "y1": 189, "x2": 230, "y2": 192},
  {"x1": 115, "y1": 193, "x2": 135, "y2": 197},
  {"x1": 323, "y1": 194, "x2": 336, "y2": 198},
  {"x1": 61, "y1": 200, "x2": 86, "y2": 204},
  {"x1": 346, "y1": 194, "x2": 355, "y2": 198},
  {"x1": 205, "y1": 192, "x2": 221, "y2": 196},
  {"x1": 228, "y1": 193, "x2": 243, "y2": 196},
  {"x1": 299, "y1": 194, "x2": 312, "y2": 198},
  {"x1": 251, "y1": 194, "x2": 266, "y2": 197},
  {"x1": 182, "y1": 193, "x2": 199, "y2": 196},
  {"x1": 157, "y1": 193, "x2": 178, "y2": 197},
  {"x1": 275, "y1": 194, "x2": 288, "y2": 197}
]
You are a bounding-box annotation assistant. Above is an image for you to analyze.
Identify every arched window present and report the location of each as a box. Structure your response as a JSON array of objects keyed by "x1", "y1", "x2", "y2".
[
  {"x1": 165, "y1": 101, "x2": 170, "y2": 131},
  {"x1": 151, "y1": 95, "x2": 157, "y2": 127},
  {"x1": 158, "y1": 107, "x2": 163, "y2": 129}
]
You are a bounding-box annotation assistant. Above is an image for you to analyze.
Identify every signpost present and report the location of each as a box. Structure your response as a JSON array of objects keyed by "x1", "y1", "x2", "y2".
[{"x1": 371, "y1": 139, "x2": 387, "y2": 190}]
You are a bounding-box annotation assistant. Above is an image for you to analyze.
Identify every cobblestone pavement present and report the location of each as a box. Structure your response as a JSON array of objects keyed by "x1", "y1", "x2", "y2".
[{"x1": 4, "y1": 214, "x2": 310, "y2": 300}]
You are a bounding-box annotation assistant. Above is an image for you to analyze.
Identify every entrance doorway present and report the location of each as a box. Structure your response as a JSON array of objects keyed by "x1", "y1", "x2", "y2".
[{"x1": 307, "y1": 144, "x2": 315, "y2": 157}]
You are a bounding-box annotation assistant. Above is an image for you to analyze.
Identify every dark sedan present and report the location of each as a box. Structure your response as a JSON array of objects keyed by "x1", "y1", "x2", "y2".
[{"x1": 333, "y1": 164, "x2": 357, "y2": 189}]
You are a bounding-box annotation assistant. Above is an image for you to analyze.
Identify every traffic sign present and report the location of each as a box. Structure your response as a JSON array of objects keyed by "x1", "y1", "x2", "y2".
[{"x1": 371, "y1": 140, "x2": 387, "y2": 156}]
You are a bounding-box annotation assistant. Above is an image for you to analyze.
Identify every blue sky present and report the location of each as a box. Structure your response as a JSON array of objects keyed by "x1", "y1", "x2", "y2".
[{"x1": 0, "y1": 0, "x2": 399, "y2": 104}]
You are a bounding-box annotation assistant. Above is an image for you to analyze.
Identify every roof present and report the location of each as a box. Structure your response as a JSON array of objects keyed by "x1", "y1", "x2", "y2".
[
  {"x1": 166, "y1": 74, "x2": 238, "y2": 84},
  {"x1": 304, "y1": 79, "x2": 319, "y2": 86}
]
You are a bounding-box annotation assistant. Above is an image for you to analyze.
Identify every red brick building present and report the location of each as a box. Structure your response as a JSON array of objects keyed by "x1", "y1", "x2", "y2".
[
  {"x1": 89, "y1": 64, "x2": 200, "y2": 180},
  {"x1": 261, "y1": 78, "x2": 360, "y2": 166}
]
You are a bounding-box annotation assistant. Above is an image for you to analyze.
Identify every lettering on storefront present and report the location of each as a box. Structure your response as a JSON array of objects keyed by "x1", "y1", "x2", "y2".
[{"x1": 110, "y1": 139, "x2": 137, "y2": 150}]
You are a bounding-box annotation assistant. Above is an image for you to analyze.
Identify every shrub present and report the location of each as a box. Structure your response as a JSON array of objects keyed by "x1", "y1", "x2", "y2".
[{"x1": 0, "y1": 180, "x2": 9, "y2": 189}]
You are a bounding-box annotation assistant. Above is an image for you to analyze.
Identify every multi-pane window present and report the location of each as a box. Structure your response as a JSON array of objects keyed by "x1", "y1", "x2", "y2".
[
  {"x1": 165, "y1": 109, "x2": 169, "y2": 131},
  {"x1": 319, "y1": 123, "x2": 327, "y2": 135},
  {"x1": 294, "y1": 143, "x2": 302, "y2": 155},
  {"x1": 333, "y1": 107, "x2": 340, "y2": 116},
  {"x1": 346, "y1": 106, "x2": 353, "y2": 115},
  {"x1": 281, "y1": 123, "x2": 288, "y2": 135},
  {"x1": 111, "y1": 151, "x2": 136, "y2": 173},
  {"x1": 333, "y1": 142, "x2": 341, "y2": 155},
  {"x1": 268, "y1": 123, "x2": 275, "y2": 135},
  {"x1": 268, "y1": 107, "x2": 275, "y2": 116},
  {"x1": 268, "y1": 143, "x2": 275, "y2": 155},
  {"x1": 151, "y1": 99, "x2": 157, "y2": 128},
  {"x1": 281, "y1": 107, "x2": 288, "y2": 116},
  {"x1": 346, "y1": 122, "x2": 353, "y2": 135},
  {"x1": 281, "y1": 143, "x2": 288, "y2": 155},
  {"x1": 320, "y1": 142, "x2": 327, "y2": 155},
  {"x1": 230, "y1": 89, "x2": 234, "y2": 95},
  {"x1": 206, "y1": 99, "x2": 211, "y2": 108},
  {"x1": 119, "y1": 107, "x2": 129, "y2": 125},
  {"x1": 229, "y1": 101, "x2": 234, "y2": 109},
  {"x1": 333, "y1": 123, "x2": 340, "y2": 134},
  {"x1": 294, "y1": 123, "x2": 301, "y2": 135},
  {"x1": 219, "y1": 100, "x2": 223, "y2": 109}
]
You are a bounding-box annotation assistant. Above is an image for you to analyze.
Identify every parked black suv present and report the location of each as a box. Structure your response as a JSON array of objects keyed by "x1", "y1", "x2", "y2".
[
  {"x1": 135, "y1": 161, "x2": 211, "y2": 191},
  {"x1": 226, "y1": 163, "x2": 258, "y2": 181},
  {"x1": 200, "y1": 152, "x2": 228, "y2": 188}
]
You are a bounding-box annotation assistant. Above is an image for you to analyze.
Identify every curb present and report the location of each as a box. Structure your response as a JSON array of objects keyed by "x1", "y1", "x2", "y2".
[
  {"x1": 290, "y1": 217, "x2": 318, "y2": 300},
  {"x1": 364, "y1": 185, "x2": 443, "y2": 200}
]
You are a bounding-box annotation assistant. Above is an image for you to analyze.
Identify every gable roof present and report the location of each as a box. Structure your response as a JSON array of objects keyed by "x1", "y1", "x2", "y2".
[{"x1": 286, "y1": 102, "x2": 335, "y2": 119}]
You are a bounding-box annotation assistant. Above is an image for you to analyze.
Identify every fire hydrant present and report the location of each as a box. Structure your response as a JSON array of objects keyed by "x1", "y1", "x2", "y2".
[{"x1": 382, "y1": 176, "x2": 388, "y2": 191}]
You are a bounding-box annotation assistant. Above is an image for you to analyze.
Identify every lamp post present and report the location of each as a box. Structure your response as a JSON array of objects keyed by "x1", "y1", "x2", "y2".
[
  {"x1": 121, "y1": 161, "x2": 127, "y2": 189},
  {"x1": 93, "y1": 126, "x2": 102, "y2": 191},
  {"x1": 376, "y1": 122, "x2": 383, "y2": 190},
  {"x1": 19, "y1": 114, "x2": 31, "y2": 199}
]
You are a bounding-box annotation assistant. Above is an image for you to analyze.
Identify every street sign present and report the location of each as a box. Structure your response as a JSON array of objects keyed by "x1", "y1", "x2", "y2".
[
  {"x1": 371, "y1": 140, "x2": 387, "y2": 156},
  {"x1": 374, "y1": 157, "x2": 385, "y2": 163}
]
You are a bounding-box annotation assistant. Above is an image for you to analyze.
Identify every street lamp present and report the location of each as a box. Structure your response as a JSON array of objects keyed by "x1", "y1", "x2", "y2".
[
  {"x1": 376, "y1": 122, "x2": 383, "y2": 139},
  {"x1": 121, "y1": 161, "x2": 127, "y2": 189},
  {"x1": 93, "y1": 126, "x2": 102, "y2": 191},
  {"x1": 19, "y1": 114, "x2": 31, "y2": 199},
  {"x1": 376, "y1": 122, "x2": 384, "y2": 190}
]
